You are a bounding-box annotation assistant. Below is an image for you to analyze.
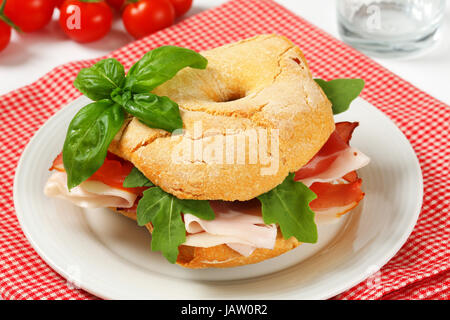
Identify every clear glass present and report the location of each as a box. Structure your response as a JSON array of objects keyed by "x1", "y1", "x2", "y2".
[{"x1": 337, "y1": 0, "x2": 446, "y2": 57}]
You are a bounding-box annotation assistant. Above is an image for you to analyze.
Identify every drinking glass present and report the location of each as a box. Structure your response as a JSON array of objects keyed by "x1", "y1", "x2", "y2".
[{"x1": 337, "y1": 0, "x2": 446, "y2": 57}]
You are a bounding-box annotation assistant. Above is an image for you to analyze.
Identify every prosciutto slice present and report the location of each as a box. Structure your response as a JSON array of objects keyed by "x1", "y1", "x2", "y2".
[
  {"x1": 293, "y1": 122, "x2": 368, "y2": 220},
  {"x1": 309, "y1": 179, "x2": 364, "y2": 211},
  {"x1": 298, "y1": 147, "x2": 370, "y2": 187},
  {"x1": 295, "y1": 122, "x2": 370, "y2": 187}
]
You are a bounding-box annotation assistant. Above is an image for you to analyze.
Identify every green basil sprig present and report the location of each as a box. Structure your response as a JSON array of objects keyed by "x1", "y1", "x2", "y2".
[
  {"x1": 74, "y1": 58, "x2": 125, "y2": 101},
  {"x1": 124, "y1": 46, "x2": 208, "y2": 93},
  {"x1": 112, "y1": 90, "x2": 183, "y2": 132},
  {"x1": 63, "y1": 100, "x2": 124, "y2": 190},
  {"x1": 315, "y1": 78, "x2": 365, "y2": 114},
  {"x1": 63, "y1": 46, "x2": 208, "y2": 190}
]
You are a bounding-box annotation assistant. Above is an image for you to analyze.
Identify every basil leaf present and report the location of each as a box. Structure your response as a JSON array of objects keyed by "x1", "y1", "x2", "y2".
[
  {"x1": 123, "y1": 167, "x2": 154, "y2": 188},
  {"x1": 137, "y1": 187, "x2": 215, "y2": 263},
  {"x1": 257, "y1": 173, "x2": 318, "y2": 243},
  {"x1": 74, "y1": 58, "x2": 125, "y2": 101},
  {"x1": 110, "y1": 87, "x2": 130, "y2": 106},
  {"x1": 314, "y1": 78, "x2": 364, "y2": 115},
  {"x1": 124, "y1": 46, "x2": 208, "y2": 93},
  {"x1": 63, "y1": 100, "x2": 124, "y2": 190},
  {"x1": 121, "y1": 92, "x2": 183, "y2": 132}
]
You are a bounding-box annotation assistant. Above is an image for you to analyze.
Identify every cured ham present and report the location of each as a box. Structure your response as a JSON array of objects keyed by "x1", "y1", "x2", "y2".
[
  {"x1": 335, "y1": 122, "x2": 359, "y2": 144},
  {"x1": 298, "y1": 147, "x2": 370, "y2": 187},
  {"x1": 294, "y1": 122, "x2": 369, "y2": 216},
  {"x1": 309, "y1": 179, "x2": 364, "y2": 211},
  {"x1": 295, "y1": 122, "x2": 369, "y2": 187}
]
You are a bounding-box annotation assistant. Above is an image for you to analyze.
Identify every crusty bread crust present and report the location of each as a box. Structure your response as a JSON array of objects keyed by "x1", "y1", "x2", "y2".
[
  {"x1": 109, "y1": 34, "x2": 334, "y2": 201},
  {"x1": 114, "y1": 199, "x2": 362, "y2": 268},
  {"x1": 177, "y1": 232, "x2": 301, "y2": 269},
  {"x1": 114, "y1": 208, "x2": 301, "y2": 269}
]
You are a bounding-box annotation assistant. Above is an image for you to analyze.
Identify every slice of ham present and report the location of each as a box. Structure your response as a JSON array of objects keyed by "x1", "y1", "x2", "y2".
[
  {"x1": 298, "y1": 147, "x2": 370, "y2": 187},
  {"x1": 295, "y1": 122, "x2": 369, "y2": 186},
  {"x1": 184, "y1": 200, "x2": 277, "y2": 256},
  {"x1": 335, "y1": 122, "x2": 359, "y2": 144},
  {"x1": 309, "y1": 179, "x2": 364, "y2": 211},
  {"x1": 294, "y1": 132, "x2": 348, "y2": 181},
  {"x1": 342, "y1": 171, "x2": 358, "y2": 182},
  {"x1": 295, "y1": 122, "x2": 368, "y2": 186},
  {"x1": 294, "y1": 122, "x2": 368, "y2": 219},
  {"x1": 44, "y1": 171, "x2": 137, "y2": 208}
]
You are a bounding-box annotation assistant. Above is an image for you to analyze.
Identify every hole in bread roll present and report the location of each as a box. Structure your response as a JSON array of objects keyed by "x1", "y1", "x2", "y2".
[{"x1": 218, "y1": 88, "x2": 246, "y2": 103}]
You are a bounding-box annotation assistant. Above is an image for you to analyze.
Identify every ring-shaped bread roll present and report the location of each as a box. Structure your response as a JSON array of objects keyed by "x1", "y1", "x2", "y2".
[{"x1": 110, "y1": 34, "x2": 334, "y2": 201}]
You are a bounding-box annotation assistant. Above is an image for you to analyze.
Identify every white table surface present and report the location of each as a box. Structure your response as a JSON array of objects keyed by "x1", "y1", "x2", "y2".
[{"x1": 0, "y1": 0, "x2": 449, "y2": 104}]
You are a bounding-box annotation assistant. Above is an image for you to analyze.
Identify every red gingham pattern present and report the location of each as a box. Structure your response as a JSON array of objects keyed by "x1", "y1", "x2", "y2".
[{"x1": 0, "y1": 0, "x2": 448, "y2": 300}]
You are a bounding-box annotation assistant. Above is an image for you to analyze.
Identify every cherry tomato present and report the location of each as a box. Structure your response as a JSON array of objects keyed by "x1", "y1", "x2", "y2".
[
  {"x1": 106, "y1": 0, "x2": 125, "y2": 11},
  {"x1": 122, "y1": 0, "x2": 175, "y2": 39},
  {"x1": 168, "y1": 0, "x2": 192, "y2": 17},
  {"x1": 50, "y1": 152, "x2": 147, "y2": 193},
  {"x1": 59, "y1": 0, "x2": 112, "y2": 43},
  {"x1": 54, "y1": 0, "x2": 66, "y2": 8},
  {"x1": 4, "y1": 0, "x2": 55, "y2": 32},
  {"x1": 88, "y1": 154, "x2": 134, "y2": 191},
  {"x1": 88, "y1": 153, "x2": 148, "y2": 193},
  {"x1": 0, "y1": 19, "x2": 11, "y2": 52}
]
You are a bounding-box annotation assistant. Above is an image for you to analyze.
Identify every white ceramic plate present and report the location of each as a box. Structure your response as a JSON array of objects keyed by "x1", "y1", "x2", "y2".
[{"x1": 14, "y1": 96, "x2": 423, "y2": 300}]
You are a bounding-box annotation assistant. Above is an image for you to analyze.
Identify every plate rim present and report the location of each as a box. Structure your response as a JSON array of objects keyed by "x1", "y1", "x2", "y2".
[{"x1": 13, "y1": 96, "x2": 423, "y2": 300}]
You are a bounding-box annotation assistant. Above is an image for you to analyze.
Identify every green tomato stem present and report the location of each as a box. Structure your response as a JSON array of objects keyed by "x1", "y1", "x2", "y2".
[{"x1": 0, "y1": 0, "x2": 21, "y2": 32}]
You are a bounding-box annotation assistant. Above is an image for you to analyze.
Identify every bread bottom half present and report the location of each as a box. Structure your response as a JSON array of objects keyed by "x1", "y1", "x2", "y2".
[{"x1": 114, "y1": 209, "x2": 301, "y2": 268}]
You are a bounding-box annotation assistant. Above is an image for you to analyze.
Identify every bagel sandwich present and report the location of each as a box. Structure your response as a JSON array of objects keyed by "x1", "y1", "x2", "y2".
[{"x1": 44, "y1": 35, "x2": 369, "y2": 268}]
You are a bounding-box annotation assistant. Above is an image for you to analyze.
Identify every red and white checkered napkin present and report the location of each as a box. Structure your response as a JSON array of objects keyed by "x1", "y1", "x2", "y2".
[{"x1": 0, "y1": 0, "x2": 448, "y2": 300}]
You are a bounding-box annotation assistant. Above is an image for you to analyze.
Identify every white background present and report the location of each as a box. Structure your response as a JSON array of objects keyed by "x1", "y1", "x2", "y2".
[{"x1": 0, "y1": 0, "x2": 449, "y2": 103}]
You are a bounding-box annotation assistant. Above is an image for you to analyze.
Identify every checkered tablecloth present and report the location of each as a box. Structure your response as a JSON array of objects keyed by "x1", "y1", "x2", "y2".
[{"x1": 1, "y1": 0, "x2": 448, "y2": 300}]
